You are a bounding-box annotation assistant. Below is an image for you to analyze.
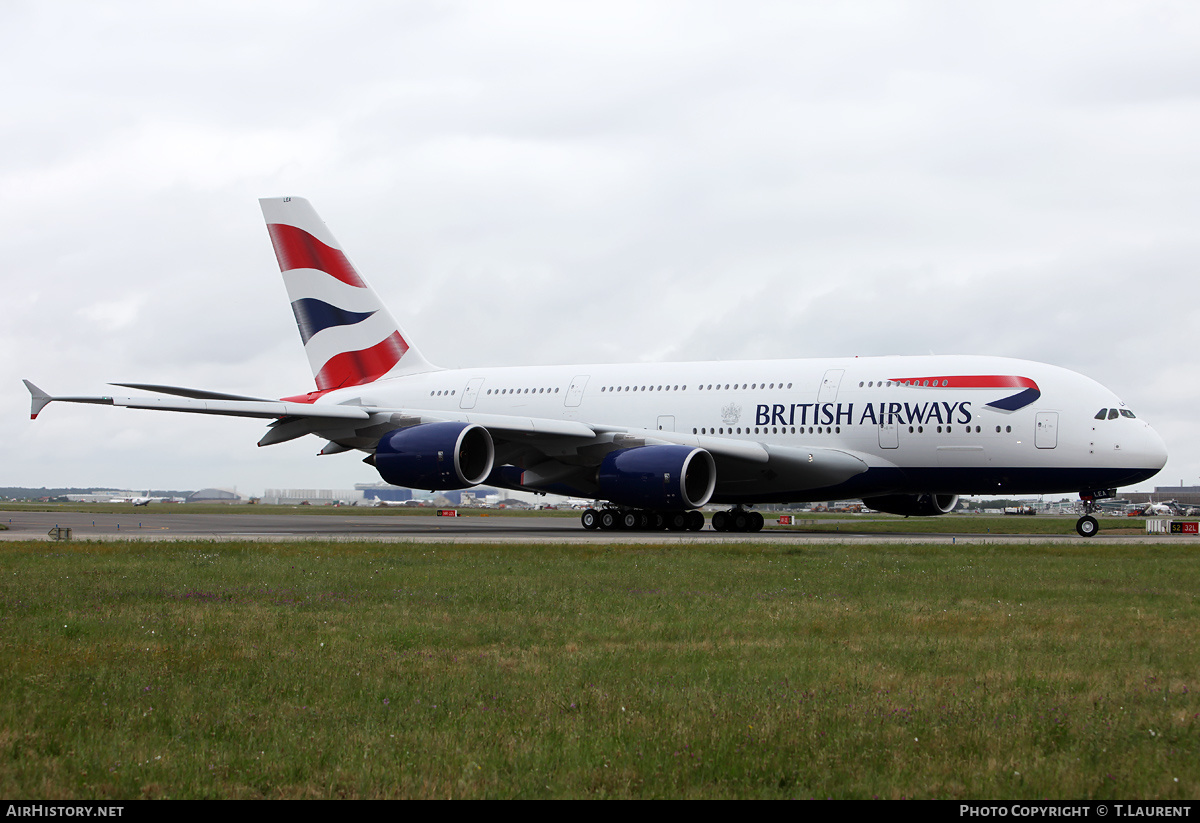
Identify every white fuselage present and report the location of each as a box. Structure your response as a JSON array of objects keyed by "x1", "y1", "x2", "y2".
[
  {"x1": 310, "y1": 353, "x2": 1167, "y2": 503},
  {"x1": 31, "y1": 197, "x2": 1169, "y2": 525}
]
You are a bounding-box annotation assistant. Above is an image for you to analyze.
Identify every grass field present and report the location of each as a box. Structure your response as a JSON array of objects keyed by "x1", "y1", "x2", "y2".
[{"x1": 1, "y1": 539, "x2": 1197, "y2": 799}]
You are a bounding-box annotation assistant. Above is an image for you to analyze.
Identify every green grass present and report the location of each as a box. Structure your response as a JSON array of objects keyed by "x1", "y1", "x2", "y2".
[{"x1": 1, "y1": 539, "x2": 1197, "y2": 799}]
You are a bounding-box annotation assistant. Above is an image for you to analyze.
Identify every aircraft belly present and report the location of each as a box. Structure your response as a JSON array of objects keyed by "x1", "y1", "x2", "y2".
[{"x1": 935, "y1": 445, "x2": 987, "y2": 467}]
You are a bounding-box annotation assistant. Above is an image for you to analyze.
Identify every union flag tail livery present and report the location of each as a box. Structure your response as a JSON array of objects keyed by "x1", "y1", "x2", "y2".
[
  {"x1": 260, "y1": 197, "x2": 436, "y2": 390},
  {"x1": 26, "y1": 196, "x2": 1169, "y2": 537}
]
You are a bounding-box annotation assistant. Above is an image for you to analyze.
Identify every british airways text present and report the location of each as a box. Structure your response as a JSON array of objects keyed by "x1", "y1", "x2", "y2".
[{"x1": 754, "y1": 401, "x2": 974, "y2": 427}]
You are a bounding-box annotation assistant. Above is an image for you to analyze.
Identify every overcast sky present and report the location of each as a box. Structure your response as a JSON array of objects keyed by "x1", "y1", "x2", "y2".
[{"x1": 3, "y1": 1, "x2": 1198, "y2": 497}]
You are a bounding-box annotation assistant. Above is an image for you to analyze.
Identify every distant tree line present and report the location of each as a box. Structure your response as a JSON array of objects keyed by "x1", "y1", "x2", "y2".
[{"x1": 0, "y1": 487, "x2": 194, "y2": 500}]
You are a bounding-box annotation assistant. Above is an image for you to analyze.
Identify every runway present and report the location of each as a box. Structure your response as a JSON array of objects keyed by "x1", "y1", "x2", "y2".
[{"x1": 1, "y1": 508, "x2": 1191, "y2": 544}]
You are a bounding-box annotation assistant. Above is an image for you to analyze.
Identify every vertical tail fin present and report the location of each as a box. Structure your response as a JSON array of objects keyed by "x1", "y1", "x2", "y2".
[{"x1": 259, "y1": 197, "x2": 437, "y2": 390}]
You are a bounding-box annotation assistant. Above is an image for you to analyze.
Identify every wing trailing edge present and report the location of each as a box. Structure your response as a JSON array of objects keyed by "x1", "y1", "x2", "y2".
[{"x1": 24, "y1": 381, "x2": 372, "y2": 422}]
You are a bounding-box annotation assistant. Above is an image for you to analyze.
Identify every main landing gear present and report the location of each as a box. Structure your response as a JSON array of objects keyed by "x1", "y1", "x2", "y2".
[
  {"x1": 710, "y1": 507, "x2": 764, "y2": 533},
  {"x1": 580, "y1": 507, "x2": 704, "y2": 531}
]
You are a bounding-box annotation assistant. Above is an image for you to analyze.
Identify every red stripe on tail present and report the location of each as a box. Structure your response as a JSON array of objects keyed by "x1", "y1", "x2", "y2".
[
  {"x1": 314, "y1": 331, "x2": 409, "y2": 390},
  {"x1": 266, "y1": 223, "x2": 366, "y2": 288}
]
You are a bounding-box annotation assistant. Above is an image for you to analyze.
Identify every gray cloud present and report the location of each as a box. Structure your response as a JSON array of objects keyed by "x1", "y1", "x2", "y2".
[{"x1": 3, "y1": 1, "x2": 1197, "y2": 494}]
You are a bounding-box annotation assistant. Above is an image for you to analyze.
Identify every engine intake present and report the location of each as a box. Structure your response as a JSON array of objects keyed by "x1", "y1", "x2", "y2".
[
  {"x1": 863, "y1": 493, "x2": 959, "y2": 517},
  {"x1": 374, "y1": 422, "x2": 495, "y2": 490},
  {"x1": 598, "y1": 445, "x2": 715, "y2": 510}
]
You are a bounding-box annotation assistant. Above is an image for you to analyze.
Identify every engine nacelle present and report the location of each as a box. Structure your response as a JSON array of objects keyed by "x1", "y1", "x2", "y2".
[
  {"x1": 863, "y1": 493, "x2": 960, "y2": 517},
  {"x1": 374, "y1": 422, "x2": 495, "y2": 490},
  {"x1": 597, "y1": 445, "x2": 716, "y2": 510}
]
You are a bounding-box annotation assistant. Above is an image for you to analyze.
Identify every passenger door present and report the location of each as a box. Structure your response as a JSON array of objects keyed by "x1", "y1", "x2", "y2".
[{"x1": 1035, "y1": 412, "x2": 1058, "y2": 449}]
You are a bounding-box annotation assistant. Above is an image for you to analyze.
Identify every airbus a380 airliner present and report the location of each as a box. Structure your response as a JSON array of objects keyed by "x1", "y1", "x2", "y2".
[{"x1": 25, "y1": 197, "x2": 1168, "y2": 536}]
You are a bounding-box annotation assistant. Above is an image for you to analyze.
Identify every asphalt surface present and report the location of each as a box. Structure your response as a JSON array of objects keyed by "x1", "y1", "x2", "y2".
[{"x1": 1, "y1": 508, "x2": 1193, "y2": 544}]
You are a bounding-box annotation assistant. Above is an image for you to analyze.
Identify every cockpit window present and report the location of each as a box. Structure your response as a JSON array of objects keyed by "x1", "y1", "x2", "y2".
[
  {"x1": 1108, "y1": 409, "x2": 1120, "y2": 420},
  {"x1": 1095, "y1": 409, "x2": 1108, "y2": 420},
  {"x1": 1120, "y1": 409, "x2": 1136, "y2": 419}
]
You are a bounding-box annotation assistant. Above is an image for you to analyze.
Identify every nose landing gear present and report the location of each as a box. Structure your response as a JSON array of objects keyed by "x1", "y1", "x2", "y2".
[
  {"x1": 1076, "y1": 514, "x2": 1099, "y2": 537},
  {"x1": 1076, "y1": 489, "x2": 1115, "y2": 537}
]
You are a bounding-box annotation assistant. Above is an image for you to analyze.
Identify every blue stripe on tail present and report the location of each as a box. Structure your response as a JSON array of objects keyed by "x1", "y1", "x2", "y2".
[{"x1": 290, "y1": 298, "x2": 376, "y2": 344}]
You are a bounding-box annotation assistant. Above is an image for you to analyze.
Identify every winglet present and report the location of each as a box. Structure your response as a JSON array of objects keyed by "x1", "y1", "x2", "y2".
[{"x1": 23, "y1": 380, "x2": 52, "y2": 419}]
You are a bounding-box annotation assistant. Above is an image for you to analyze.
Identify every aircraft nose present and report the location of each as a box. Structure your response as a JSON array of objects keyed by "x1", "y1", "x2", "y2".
[{"x1": 1140, "y1": 423, "x2": 1169, "y2": 470}]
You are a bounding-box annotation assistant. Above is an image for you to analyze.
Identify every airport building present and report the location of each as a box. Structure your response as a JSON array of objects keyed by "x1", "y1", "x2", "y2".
[
  {"x1": 261, "y1": 489, "x2": 365, "y2": 506},
  {"x1": 187, "y1": 488, "x2": 247, "y2": 503},
  {"x1": 1124, "y1": 486, "x2": 1200, "y2": 507},
  {"x1": 355, "y1": 483, "x2": 412, "y2": 503},
  {"x1": 259, "y1": 484, "x2": 505, "y2": 506},
  {"x1": 354, "y1": 483, "x2": 501, "y2": 506},
  {"x1": 64, "y1": 490, "x2": 152, "y2": 503}
]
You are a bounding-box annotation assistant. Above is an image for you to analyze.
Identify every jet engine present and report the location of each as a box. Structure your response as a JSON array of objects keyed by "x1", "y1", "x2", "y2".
[
  {"x1": 374, "y1": 422, "x2": 495, "y2": 490},
  {"x1": 597, "y1": 445, "x2": 716, "y2": 510},
  {"x1": 862, "y1": 493, "x2": 959, "y2": 517}
]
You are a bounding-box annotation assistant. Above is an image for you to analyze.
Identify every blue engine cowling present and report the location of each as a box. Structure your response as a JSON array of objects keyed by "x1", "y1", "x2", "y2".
[
  {"x1": 597, "y1": 445, "x2": 716, "y2": 509},
  {"x1": 863, "y1": 493, "x2": 959, "y2": 516},
  {"x1": 374, "y1": 422, "x2": 495, "y2": 490}
]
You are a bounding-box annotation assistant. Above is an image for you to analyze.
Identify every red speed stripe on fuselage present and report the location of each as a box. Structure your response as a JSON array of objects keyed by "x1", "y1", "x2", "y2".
[
  {"x1": 887, "y1": 375, "x2": 1038, "y2": 390},
  {"x1": 888, "y1": 374, "x2": 1041, "y2": 411},
  {"x1": 314, "y1": 331, "x2": 409, "y2": 390},
  {"x1": 266, "y1": 223, "x2": 367, "y2": 288}
]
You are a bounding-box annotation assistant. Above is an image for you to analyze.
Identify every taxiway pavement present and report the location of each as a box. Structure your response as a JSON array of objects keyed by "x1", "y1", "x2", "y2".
[{"x1": 1, "y1": 508, "x2": 1191, "y2": 545}]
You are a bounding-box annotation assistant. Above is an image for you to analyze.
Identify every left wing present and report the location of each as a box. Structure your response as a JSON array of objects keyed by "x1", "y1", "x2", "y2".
[
  {"x1": 25, "y1": 380, "x2": 868, "y2": 493},
  {"x1": 23, "y1": 379, "x2": 596, "y2": 444},
  {"x1": 24, "y1": 380, "x2": 768, "y2": 458},
  {"x1": 24, "y1": 380, "x2": 371, "y2": 422}
]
